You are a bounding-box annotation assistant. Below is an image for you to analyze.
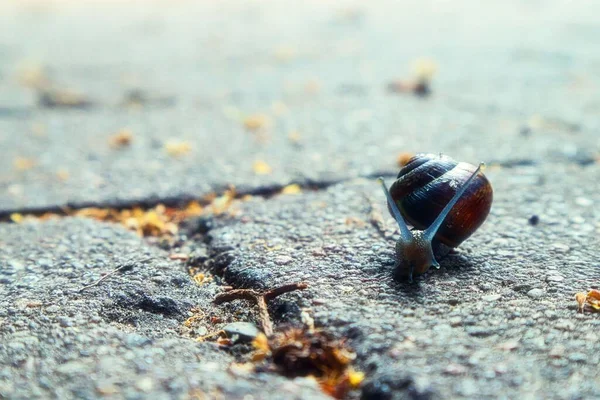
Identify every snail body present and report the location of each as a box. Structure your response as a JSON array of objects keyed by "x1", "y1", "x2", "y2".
[{"x1": 379, "y1": 153, "x2": 493, "y2": 281}]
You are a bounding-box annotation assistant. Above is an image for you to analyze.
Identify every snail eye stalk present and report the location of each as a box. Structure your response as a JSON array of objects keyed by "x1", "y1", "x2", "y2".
[{"x1": 377, "y1": 177, "x2": 413, "y2": 242}]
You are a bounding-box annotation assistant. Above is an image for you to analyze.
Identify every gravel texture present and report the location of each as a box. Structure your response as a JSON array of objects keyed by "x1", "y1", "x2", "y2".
[{"x1": 0, "y1": 219, "x2": 328, "y2": 399}]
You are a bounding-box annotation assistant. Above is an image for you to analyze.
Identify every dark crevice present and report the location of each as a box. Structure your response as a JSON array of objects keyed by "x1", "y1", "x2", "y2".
[
  {"x1": 2, "y1": 154, "x2": 595, "y2": 221},
  {"x1": 0, "y1": 177, "x2": 355, "y2": 221}
]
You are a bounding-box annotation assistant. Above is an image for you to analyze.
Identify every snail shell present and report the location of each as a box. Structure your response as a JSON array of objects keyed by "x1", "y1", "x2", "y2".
[{"x1": 389, "y1": 153, "x2": 493, "y2": 248}]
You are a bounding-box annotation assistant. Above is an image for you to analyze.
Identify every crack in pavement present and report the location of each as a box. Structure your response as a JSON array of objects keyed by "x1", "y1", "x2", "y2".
[{"x1": 5, "y1": 157, "x2": 595, "y2": 221}]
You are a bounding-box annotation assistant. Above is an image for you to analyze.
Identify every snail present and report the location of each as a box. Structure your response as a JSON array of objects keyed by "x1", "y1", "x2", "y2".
[{"x1": 378, "y1": 153, "x2": 493, "y2": 281}]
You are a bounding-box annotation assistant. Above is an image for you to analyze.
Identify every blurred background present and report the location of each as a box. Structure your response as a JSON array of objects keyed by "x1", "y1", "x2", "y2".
[{"x1": 1, "y1": 0, "x2": 599, "y2": 211}]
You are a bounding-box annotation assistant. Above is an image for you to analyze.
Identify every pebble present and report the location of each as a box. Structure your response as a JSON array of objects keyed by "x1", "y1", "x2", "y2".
[
  {"x1": 528, "y1": 215, "x2": 539, "y2": 226},
  {"x1": 274, "y1": 255, "x2": 293, "y2": 265},
  {"x1": 135, "y1": 377, "x2": 154, "y2": 392},
  {"x1": 574, "y1": 197, "x2": 592, "y2": 207},
  {"x1": 222, "y1": 322, "x2": 261, "y2": 343},
  {"x1": 125, "y1": 334, "x2": 152, "y2": 348},
  {"x1": 526, "y1": 288, "x2": 544, "y2": 299},
  {"x1": 195, "y1": 326, "x2": 208, "y2": 336},
  {"x1": 568, "y1": 352, "x2": 587, "y2": 363},
  {"x1": 458, "y1": 379, "x2": 478, "y2": 396},
  {"x1": 549, "y1": 345, "x2": 565, "y2": 358},
  {"x1": 552, "y1": 243, "x2": 570, "y2": 253},
  {"x1": 482, "y1": 294, "x2": 501, "y2": 302},
  {"x1": 554, "y1": 319, "x2": 575, "y2": 331},
  {"x1": 444, "y1": 363, "x2": 467, "y2": 375},
  {"x1": 478, "y1": 283, "x2": 494, "y2": 291},
  {"x1": 545, "y1": 275, "x2": 564, "y2": 283},
  {"x1": 466, "y1": 326, "x2": 495, "y2": 337},
  {"x1": 56, "y1": 361, "x2": 89, "y2": 375},
  {"x1": 45, "y1": 305, "x2": 60, "y2": 313}
]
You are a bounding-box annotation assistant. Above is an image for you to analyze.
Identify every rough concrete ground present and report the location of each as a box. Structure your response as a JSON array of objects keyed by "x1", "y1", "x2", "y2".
[
  {"x1": 1, "y1": 0, "x2": 599, "y2": 399},
  {"x1": 0, "y1": 219, "x2": 328, "y2": 399}
]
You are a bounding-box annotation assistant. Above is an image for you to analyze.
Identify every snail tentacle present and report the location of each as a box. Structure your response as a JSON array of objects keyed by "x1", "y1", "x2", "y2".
[{"x1": 378, "y1": 177, "x2": 413, "y2": 242}]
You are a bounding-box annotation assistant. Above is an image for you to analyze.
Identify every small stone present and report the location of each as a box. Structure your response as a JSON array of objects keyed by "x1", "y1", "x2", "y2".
[
  {"x1": 58, "y1": 317, "x2": 72, "y2": 327},
  {"x1": 96, "y1": 382, "x2": 119, "y2": 395},
  {"x1": 432, "y1": 324, "x2": 452, "y2": 340},
  {"x1": 339, "y1": 285, "x2": 353, "y2": 293},
  {"x1": 36, "y1": 259, "x2": 52, "y2": 268},
  {"x1": 545, "y1": 275, "x2": 564, "y2": 283},
  {"x1": 494, "y1": 364, "x2": 508, "y2": 374},
  {"x1": 444, "y1": 363, "x2": 467, "y2": 375},
  {"x1": 526, "y1": 288, "x2": 544, "y2": 299},
  {"x1": 552, "y1": 243, "x2": 570, "y2": 253},
  {"x1": 195, "y1": 326, "x2": 208, "y2": 336},
  {"x1": 274, "y1": 255, "x2": 293, "y2": 265},
  {"x1": 568, "y1": 352, "x2": 587, "y2": 363},
  {"x1": 549, "y1": 345, "x2": 565, "y2": 358},
  {"x1": 466, "y1": 326, "x2": 495, "y2": 337},
  {"x1": 57, "y1": 361, "x2": 88, "y2": 375},
  {"x1": 125, "y1": 334, "x2": 152, "y2": 348},
  {"x1": 45, "y1": 305, "x2": 60, "y2": 313},
  {"x1": 458, "y1": 379, "x2": 478, "y2": 396},
  {"x1": 554, "y1": 319, "x2": 575, "y2": 331},
  {"x1": 222, "y1": 322, "x2": 261, "y2": 343},
  {"x1": 135, "y1": 377, "x2": 154, "y2": 392},
  {"x1": 528, "y1": 215, "x2": 539, "y2": 226},
  {"x1": 478, "y1": 283, "x2": 494, "y2": 291},
  {"x1": 571, "y1": 216, "x2": 585, "y2": 224},
  {"x1": 574, "y1": 197, "x2": 592, "y2": 207},
  {"x1": 482, "y1": 294, "x2": 501, "y2": 302},
  {"x1": 483, "y1": 370, "x2": 496, "y2": 379}
]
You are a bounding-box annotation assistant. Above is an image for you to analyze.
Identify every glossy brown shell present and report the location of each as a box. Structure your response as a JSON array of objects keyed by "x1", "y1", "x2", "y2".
[{"x1": 389, "y1": 153, "x2": 493, "y2": 248}]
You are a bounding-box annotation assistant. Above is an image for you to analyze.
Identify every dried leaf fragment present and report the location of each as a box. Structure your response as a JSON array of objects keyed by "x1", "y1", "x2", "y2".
[
  {"x1": 210, "y1": 188, "x2": 236, "y2": 215},
  {"x1": 109, "y1": 129, "x2": 133, "y2": 148},
  {"x1": 14, "y1": 157, "x2": 36, "y2": 171},
  {"x1": 576, "y1": 289, "x2": 600, "y2": 312},
  {"x1": 168, "y1": 253, "x2": 189, "y2": 261},
  {"x1": 164, "y1": 140, "x2": 192, "y2": 157},
  {"x1": 288, "y1": 131, "x2": 302, "y2": 145},
  {"x1": 387, "y1": 58, "x2": 437, "y2": 97},
  {"x1": 265, "y1": 327, "x2": 361, "y2": 398},
  {"x1": 10, "y1": 213, "x2": 23, "y2": 223},
  {"x1": 397, "y1": 152, "x2": 414, "y2": 167},
  {"x1": 6, "y1": 199, "x2": 206, "y2": 237},
  {"x1": 56, "y1": 169, "x2": 70, "y2": 181},
  {"x1": 184, "y1": 308, "x2": 206, "y2": 328},
  {"x1": 193, "y1": 273, "x2": 212, "y2": 286},
  {"x1": 251, "y1": 333, "x2": 270, "y2": 362},
  {"x1": 411, "y1": 58, "x2": 438, "y2": 81},
  {"x1": 281, "y1": 184, "x2": 302, "y2": 195},
  {"x1": 243, "y1": 114, "x2": 271, "y2": 131},
  {"x1": 253, "y1": 160, "x2": 272, "y2": 175},
  {"x1": 17, "y1": 63, "x2": 51, "y2": 89}
]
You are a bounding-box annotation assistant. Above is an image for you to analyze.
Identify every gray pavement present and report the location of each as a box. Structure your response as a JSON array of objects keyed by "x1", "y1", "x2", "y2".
[{"x1": 1, "y1": 0, "x2": 599, "y2": 399}]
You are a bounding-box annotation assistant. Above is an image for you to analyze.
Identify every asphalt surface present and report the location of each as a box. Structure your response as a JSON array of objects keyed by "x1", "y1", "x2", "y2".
[
  {"x1": 0, "y1": 219, "x2": 329, "y2": 399},
  {"x1": 1, "y1": 1, "x2": 599, "y2": 399}
]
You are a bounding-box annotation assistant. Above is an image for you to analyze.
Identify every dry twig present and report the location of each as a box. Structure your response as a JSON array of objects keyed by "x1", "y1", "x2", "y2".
[
  {"x1": 213, "y1": 282, "x2": 308, "y2": 336},
  {"x1": 78, "y1": 257, "x2": 151, "y2": 292}
]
